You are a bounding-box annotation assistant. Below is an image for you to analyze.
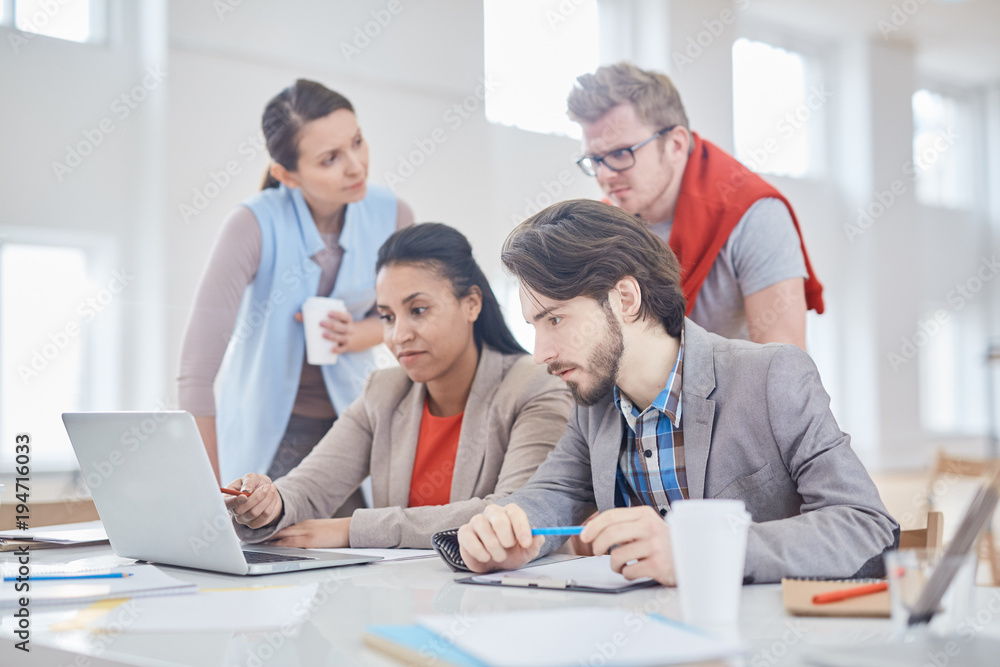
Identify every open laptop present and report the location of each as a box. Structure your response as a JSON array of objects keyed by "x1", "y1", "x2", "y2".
[{"x1": 62, "y1": 411, "x2": 381, "y2": 575}]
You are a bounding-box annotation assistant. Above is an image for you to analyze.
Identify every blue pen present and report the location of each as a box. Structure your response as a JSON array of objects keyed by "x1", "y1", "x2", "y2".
[
  {"x1": 531, "y1": 526, "x2": 584, "y2": 536},
  {"x1": 3, "y1": 573, "x2": 132, "y2": 582}
]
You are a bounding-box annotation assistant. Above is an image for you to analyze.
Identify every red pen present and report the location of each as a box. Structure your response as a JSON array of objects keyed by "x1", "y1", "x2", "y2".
[
  {"x1": 220, "y1": 487, "x2": 251, "y2": 497},
  {"x1": 812, "y1": 581, "x2": 888, "y2": 605}
]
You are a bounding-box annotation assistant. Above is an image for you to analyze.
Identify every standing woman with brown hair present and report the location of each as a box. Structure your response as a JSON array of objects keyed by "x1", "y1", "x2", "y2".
[{"x1": 178, "y1": 80, "x2": 413, "y2": 515}]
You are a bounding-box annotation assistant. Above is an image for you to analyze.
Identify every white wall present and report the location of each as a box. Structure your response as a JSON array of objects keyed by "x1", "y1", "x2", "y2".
[
  {"x1": 2, "y1": 0, "x2": 998, "y2": 480},
  {"x1": 603, "y1": 1, "x2": 999, "y2": 468},
  {"x1": 0, "y1": 0, "x2": 168, "y2": 472},
  {"x1": 163, "y1": 0, "x2": 601, "y2": 410}
]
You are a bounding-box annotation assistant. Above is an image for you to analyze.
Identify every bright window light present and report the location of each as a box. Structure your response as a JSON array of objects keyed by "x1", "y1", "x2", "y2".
[
  {"x1": 1, "y1": 244, "x2": 89, "y2": 467},
  {"x1": 15, "y1": 0, "x2": 93, "y2": 43},
  {"x1": 918, "y1": 310, "x2": 957, "y2": 434},
  {"x1": 484, "y1": 0, "x2": 599, "y2": 138},
  {"x1": 912, "y1": 89, "x2": 971, "y2": 209},
  {"x1": 733, "y1": 38, "x2": 817, "y2": 178}
]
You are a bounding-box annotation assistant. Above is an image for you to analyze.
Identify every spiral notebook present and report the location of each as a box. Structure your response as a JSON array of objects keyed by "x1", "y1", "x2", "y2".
[{"x1": 782, "y1": 578, "x2": 890, "y2": 617}]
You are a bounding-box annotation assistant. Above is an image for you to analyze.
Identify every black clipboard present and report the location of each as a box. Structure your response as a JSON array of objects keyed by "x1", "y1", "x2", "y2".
[{"x1": 456, "y1": 573, "x2": 658, "y2": 594}]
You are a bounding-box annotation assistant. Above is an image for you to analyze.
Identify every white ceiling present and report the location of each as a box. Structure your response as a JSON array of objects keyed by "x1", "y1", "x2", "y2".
[{"x1": 744, "y1": 0, "x2": 1000, "y2": 86}]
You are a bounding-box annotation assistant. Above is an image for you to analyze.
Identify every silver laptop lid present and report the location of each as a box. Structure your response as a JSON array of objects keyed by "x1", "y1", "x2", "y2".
[{"x1": 63, "y1": 411, "x2": 254, "y2": 574}]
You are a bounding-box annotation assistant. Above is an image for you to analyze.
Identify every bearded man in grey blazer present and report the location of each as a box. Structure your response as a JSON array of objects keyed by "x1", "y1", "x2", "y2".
[{"x1": 455, "y1": 199, "x2": 898, "y2": 585}]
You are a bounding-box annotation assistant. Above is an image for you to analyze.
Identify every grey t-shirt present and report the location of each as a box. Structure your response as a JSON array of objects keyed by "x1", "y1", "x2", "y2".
[{"x1": 648, "y1": 197, "x2": 807, "y2": 341}]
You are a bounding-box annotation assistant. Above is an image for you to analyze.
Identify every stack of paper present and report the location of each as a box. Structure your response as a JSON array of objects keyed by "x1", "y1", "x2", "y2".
[
  {"x1": 366, "y1": 607, "x2": 744, "y2": 667},
  {"x1": 317, "y1": 547, "x2": 437, "y2": 562},
  {"x1": 0, "y1": 520, "x2": 109, "y2": 551},
  {"x1": 82, "y1": 584, "x2": 319, "y2": 633},
  {"x1": 0, "y1": 564, "x2": 195, "y2": 607}
]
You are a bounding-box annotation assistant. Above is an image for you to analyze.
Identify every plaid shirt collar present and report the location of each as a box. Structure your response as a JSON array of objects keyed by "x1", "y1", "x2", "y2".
[{"x1": 613, "y1": 329, "x2": 685, "y2": 430}]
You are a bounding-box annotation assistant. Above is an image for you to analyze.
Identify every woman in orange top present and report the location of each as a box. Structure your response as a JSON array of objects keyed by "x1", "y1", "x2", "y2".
[{"x1": 224, "y1": 224, "x2": 574, "y2": 548}]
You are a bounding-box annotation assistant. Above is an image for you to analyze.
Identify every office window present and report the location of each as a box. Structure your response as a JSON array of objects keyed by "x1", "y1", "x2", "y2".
[
  {"x1": 733, "y1": 38, "x2": 824, "y2": 178},
  {"x1": 918, "y1": 305, "x2": 988, "y2": 436},
  {"x1": 912, "y1": 89, "x2": 972, "y2": 210},
  {"x1": 8, "y1": 0, "x2": 105, "y2": 44},
  {"x1": 1, "y1": 243, "x2": 89, "y2": 468},
  {"x1": 483, "y1": 0, "x2": 599, "y2": 138}
]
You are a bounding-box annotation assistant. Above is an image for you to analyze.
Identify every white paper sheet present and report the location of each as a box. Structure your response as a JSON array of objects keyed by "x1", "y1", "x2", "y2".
[
  {"x1": 470, "y1": 555, "x2": 650, "y2": 590},
  {"x1": 0, "y1": 520, "x2": 108, "y2": 544},
  {"x1": 0, "y1": 564, "x2": 195, "y2": 607},
  {"x1": 419, "y1": 607, "x2": 744, "y2": 667},
  {"x1": 87, "y1": 584, "x2": 319, "y2": 633},
  {"x1": 315, "y1": 548, "x2": 437, "y2": 562}
]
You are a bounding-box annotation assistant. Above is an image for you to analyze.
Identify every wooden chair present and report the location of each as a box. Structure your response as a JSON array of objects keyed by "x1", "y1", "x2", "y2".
[
  {"x1": 926, "y1": 451, "x2": 1000, "y2": 584},
  {"x1": 899, "y1": 511, "x2": 944, "y2": 549}
]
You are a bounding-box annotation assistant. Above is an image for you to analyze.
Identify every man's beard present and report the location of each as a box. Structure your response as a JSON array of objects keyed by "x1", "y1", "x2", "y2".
[{"x1": 550, "y1": 302, "x2": 624, "y2": 407}]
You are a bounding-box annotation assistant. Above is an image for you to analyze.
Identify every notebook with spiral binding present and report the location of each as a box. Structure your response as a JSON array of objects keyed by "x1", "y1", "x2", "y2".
[
  {"x1": 432, "y1": 528, "x2": 468, "y2": 572},
  {"x1": 782, "y1": 577, "x2": 890, "y2": 617}
]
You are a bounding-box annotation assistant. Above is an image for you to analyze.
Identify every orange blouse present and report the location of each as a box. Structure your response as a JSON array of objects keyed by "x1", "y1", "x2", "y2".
[{"x1": 408, "y1": 399, "x2": 464, "y2": 508}]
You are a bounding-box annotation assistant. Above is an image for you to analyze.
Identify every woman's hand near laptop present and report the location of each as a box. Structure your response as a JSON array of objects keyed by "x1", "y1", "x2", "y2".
[
  {"x1": 224, "y1": 474, "x2": 352, "y2": 547},
  {"x1": 223, "y1": 473, "x2": 283, "y2": 529},
  {"x1": 269, "y1": 518, "x2": 351, "y2": 548}
]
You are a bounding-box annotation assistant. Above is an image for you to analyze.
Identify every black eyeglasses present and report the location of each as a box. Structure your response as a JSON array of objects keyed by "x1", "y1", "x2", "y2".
[{"x1": 575, "y1": 126, "x2": 677, "y2": 177}]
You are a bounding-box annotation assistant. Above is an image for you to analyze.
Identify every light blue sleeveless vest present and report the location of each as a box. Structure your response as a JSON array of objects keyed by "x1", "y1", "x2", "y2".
[{"x1": 216, "y1": 183, "x2": 397, "y2": 483}]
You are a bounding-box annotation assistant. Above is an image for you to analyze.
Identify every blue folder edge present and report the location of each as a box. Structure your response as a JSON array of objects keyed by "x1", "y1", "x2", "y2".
[
  {"x1": 364, "y1": 624, "x2": 489, "y2": 667},
  {"x1": 364, "y1": 614, "x2": 732, "y2": 667}
]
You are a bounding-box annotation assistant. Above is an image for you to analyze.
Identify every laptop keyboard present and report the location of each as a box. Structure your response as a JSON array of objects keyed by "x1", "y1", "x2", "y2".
[{"x1": 242, "y1": 550, "x2": 315, "y2": 563}]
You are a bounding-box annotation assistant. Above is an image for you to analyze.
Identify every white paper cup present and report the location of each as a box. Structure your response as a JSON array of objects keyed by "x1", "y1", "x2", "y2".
[
  {"x1": 301, "y1": 297, "x2": 347, "y2": 365},
  {"x1": 667, "y1": 499, "x2": 751, "y2": 626}
]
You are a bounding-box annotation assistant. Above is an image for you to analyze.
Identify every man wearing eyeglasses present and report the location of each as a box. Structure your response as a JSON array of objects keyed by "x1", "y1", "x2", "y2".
[{"x1": 568, "y1": 62, "x2": 824, "y2": 350}]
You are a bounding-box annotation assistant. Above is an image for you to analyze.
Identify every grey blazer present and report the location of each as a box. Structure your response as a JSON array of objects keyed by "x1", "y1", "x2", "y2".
[
  {"x1": 499, "y1": 320, "x2": 899, "y2": 583},
  {"x1": 236, "y1": 346, "x2": 573, "y2": 548}
]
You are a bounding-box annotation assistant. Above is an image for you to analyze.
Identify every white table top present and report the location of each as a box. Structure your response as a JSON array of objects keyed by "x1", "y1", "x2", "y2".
[{"x1": 3, "y1": 544, "x2": 999, "y2": 667}]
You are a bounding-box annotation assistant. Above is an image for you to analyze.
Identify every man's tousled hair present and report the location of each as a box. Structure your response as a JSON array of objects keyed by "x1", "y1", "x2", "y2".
[
  {"x1": 502, "y1": 199, "x2": 686, "y2": 338},
  {"x1": 567, "y1": 61, "x2": 689, "y2": 131}
]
